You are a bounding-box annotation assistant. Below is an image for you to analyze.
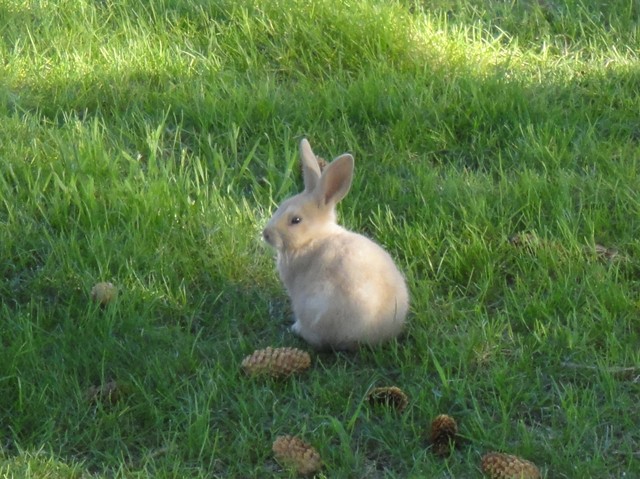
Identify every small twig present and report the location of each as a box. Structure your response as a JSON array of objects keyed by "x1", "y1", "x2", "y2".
[
  {"x1": 562, "y1": 362, "x2": 640, "y2": 380},
  {"x1": 145, "y1": 446, "x2": 172, "y2": 460},
  {"x1": 612, "y1": 450, "x2": 640, "y2": 458}
]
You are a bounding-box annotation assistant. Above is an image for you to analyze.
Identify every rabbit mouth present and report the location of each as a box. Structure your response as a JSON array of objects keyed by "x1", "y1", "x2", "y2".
[{"x1": 262, "y1": 228, "x2": 280, "y2": 249}]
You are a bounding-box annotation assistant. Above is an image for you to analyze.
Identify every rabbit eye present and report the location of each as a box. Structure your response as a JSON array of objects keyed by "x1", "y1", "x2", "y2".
[{"x1": 290, "y1": 216, "x2": 302, "y2": 225}]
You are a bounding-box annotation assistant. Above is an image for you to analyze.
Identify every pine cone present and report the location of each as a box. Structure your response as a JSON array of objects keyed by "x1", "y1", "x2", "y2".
[
  {"x1": 91, "y1": 282, "x2": 117, "y2": 305},
  {"x1": 481, "y1": 452, "x2": 541, "y2": 479},
  {"x1": 430, "y1": 414, "x2": 458, "y2": 456},
  {"x1": 272, "y1": 435, "x2": 322, "y2": 475},
  {"x1": 593, "y1": 244, "x2": 620, "y2": 261},
  {"x1": 367, "y1": 386, "x2": 409, "y2": 412},
  {"x1": 241, "y1": 347, "x2": 311, "y2": 378},
  {"x1": 508, "y1": 232, "x2": 542, "y2": 251},
  {"x1": 86, "y1": 380, "x2": 124, "y2": 405}
]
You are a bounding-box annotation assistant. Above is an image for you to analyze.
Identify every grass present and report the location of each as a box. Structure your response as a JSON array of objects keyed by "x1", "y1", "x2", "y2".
[{"x1": 1, "y1": 0, "x2": 639, "y2": 477}]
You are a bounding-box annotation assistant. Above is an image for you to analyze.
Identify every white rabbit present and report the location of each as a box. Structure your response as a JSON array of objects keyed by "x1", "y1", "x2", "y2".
[{"x1": 262, "y1": 139, "x2": 409, "y2": 350}]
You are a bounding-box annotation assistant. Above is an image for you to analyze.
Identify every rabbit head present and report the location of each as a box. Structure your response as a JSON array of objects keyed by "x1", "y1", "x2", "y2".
[{"x1": 262, "y1": 139, "x2": 353, "y2": 254}]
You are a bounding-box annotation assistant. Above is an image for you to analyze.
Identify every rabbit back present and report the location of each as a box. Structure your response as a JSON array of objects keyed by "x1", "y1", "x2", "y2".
[{"x1": 279, "y1": 227, "x2": 408, "y2": 350}]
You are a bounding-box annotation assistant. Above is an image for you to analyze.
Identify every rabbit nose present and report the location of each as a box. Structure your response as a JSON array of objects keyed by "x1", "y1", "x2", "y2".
[{"x1": 262, "y1": 228, "x2": 270, "y2": 242}]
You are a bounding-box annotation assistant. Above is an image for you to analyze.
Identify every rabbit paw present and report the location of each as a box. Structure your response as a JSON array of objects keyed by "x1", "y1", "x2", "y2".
[{"x1": 290, "y1": 321, "x2": 302, "y2": 336}]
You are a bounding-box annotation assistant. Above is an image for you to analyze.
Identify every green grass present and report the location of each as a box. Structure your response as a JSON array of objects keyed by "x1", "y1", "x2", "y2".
[{"x1": 1, "y1": 0, "x2": 639, "y2": 477}]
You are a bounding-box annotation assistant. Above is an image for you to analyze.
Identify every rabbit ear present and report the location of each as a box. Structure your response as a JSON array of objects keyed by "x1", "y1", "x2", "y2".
[
  {"x1": 300, "y1": 139, "x2": 322, "y2": 192},
  {"x1": 317, "y1": 153, "x2": 354, "y2": 207}
]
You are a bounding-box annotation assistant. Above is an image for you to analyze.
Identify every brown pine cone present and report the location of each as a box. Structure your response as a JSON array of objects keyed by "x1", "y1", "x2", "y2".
[
  {"x1": 241, "y1": 347, "x2": 311, "y2": 378},
  {"x1": 508, "y1": 232, "x2": 541, "y2": 249},
  {"x1": 86, "y1": 380, "x2": 125, "y2": 405},
  {"x1": 592, "y1": 244, "x2": 620, "y2": 261},
  {"x1": 430, "y1": 414, "x2": 458, "y2": 456},
  {"x1": 366, "y1": 386, "x2": 409, "y2": 412},
  {"x1": 91, "y1": 282, "x2": 117, "y2": 305},
  {"x1": 481, "y1": 452, "x2": 541, "y2": 479},
  {"x1": 272, "y1": 435, "x2": 322, "y2": 475}
]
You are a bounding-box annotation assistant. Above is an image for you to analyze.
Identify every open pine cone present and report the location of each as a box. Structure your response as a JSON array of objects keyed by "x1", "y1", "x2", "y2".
[
  {"x1": 430, "y1": 414, "x2": 458, "y2": 456},
  {"x1": 241, "y1": 347, "x2": 311, "y2": 378},
  {"x1": 367, "y1": 386, "x2": 409, "y2": 412},
  {"x1": 481, "y1": 452, "x2": 541, "y2": 479},
  {"x1": 86, "y1": 380, "x2": 125, "y2": 405},
  {"x1": 508, "y1": 232, "x2": 542, "y2": 249},
  {"x1": 91, "y1": 281, "x2": 117, "y2": 305},
  {"x1": 592, "y1": 243, "x2": 620, "y2": 261},
  {"x1": 272, "y1": 435, "x2": 322, "y2": 475}
]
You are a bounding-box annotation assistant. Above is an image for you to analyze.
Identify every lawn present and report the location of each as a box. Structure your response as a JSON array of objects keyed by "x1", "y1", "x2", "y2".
[{"x1": 1, "y1": 0, "x2": 639, "y2": 477}]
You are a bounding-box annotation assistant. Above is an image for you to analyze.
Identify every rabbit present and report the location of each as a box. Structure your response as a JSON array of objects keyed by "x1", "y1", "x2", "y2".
[{"x1": 262, "y1": 138, "x2": 409, "y2": 350}]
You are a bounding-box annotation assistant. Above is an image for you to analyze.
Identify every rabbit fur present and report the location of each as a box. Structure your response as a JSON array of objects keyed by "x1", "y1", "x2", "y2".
[{"x1": 262, "y1": 139, "x2": 409, "y2": 350}]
